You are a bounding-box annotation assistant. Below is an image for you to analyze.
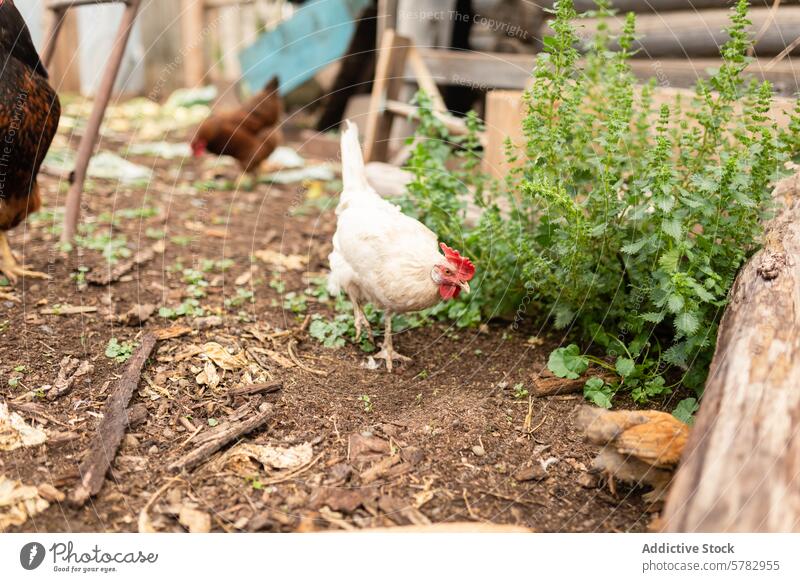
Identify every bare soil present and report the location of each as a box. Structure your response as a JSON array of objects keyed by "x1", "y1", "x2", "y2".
[{"x1": 1, "y1": 119, "x2": 654, "y2": 533}]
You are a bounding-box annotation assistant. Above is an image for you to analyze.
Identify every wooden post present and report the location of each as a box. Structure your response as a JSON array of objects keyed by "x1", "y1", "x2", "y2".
[
  {"x1": 483, "y1": 90, "x2": 526, "y2": 180},
  {"x1": 363, "y1": 29, "x2": 410, "y2": 163},
  {"x1": 40, "y1": 7, "x2": 67, "y2": 68},
  {"x1": 181, "y1": 0, "x2": 206, "y2": 88},
  {"x1": 61, "y1": 0, "x2": 143, "y2": 243},
  {"x1": 662, "y1": 172, "x2": 800, "y2": 532},
  {"x1": 41, "y1": 7, "x2": 82, "y2": 93}
]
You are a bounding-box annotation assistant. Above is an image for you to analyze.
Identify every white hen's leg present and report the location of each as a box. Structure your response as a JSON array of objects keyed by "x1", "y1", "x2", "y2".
[
  {"x1": 350, "y1": 294, "x2": 374, "y2": 344},
  {"x1": 375, "y1": 311, "x2": 411, "y2": 372},
  {"x1": 0, "y1": 231, "x2": 50, "y2": 283}
]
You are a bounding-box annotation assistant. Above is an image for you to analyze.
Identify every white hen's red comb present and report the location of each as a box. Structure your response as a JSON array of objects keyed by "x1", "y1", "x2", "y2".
[{"x1": 440, "y1": 243, "x2": 475, "y2": 281}]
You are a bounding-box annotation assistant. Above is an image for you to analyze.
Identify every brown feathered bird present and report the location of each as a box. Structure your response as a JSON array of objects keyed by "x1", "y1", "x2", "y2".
[
  {"x1": 575, "y1": 405, "x2": 689, "y2": 505},
  {"x1": 190, "y1": 77, "x2": 283, "y2": 175},
  {"x1": 0, "y1": 0, "x2": 61, "y2": 294}
]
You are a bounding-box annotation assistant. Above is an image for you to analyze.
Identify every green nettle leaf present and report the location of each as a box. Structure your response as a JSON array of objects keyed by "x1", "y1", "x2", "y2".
[
  {"x1": 548, "y1": 344, "x2": 589, "y2": 380},
  {"x1": 584, "y1": 377, "x2": 613, "y2": 409},
  {"x1": 667, "y1": 294, "x2": 685, "y2": 314},
  {"x1": 676, "y1": 311, "x2": 700, "y2": 336},
  {"x1": 662, "y1": 219, "x2": 683, "y2": 240},
  {"x1": 620, "y1": 238, "x2": 648, "y2": 255},
  {"x1": 641, "y1": 312, "x2": 665, "y2": 323},
  {"x1": 615, "y1": 357, "x2": 635, "y2": 378},
  {"x1": 673, "y1": 397, "x2": 700, "y2": 425}
]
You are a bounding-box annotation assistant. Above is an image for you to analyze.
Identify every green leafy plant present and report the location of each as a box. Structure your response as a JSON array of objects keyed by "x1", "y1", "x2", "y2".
[
  {"x1": 403, "y1": 0, "x2": 799, "y2": 409},
  {"x1": 105, "y1": 338, "x2": 136, "y2": 363},
  {"x1": 159, "y1": 298, "x2": 205, "y2": 319},
  {"x1": 358, "y1": 394, "x2": 373, "y2": 413}
]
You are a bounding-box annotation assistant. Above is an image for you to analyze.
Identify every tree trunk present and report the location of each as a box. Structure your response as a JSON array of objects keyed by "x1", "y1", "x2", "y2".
[{"x1": 662, "y1": 173, "x2": 800, "y2": 532}]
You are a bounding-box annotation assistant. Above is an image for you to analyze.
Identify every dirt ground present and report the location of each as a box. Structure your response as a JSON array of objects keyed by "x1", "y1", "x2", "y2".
[{"x1": 1, "y1": 108, "x2": 654, "y2": 533}]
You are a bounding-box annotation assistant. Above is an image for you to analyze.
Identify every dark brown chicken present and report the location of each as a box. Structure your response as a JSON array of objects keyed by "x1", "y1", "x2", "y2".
[
  {"x1": 0, "y1": 0, "x2": 61, "y2": 295},
  {"x1": 191, "y1": 77, "x2": 283, "y2": 175}
]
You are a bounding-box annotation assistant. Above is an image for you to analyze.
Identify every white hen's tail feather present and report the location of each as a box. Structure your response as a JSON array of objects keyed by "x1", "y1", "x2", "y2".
[{"x1": 338, "y1": 120, "x2": 379, "y2": 212}]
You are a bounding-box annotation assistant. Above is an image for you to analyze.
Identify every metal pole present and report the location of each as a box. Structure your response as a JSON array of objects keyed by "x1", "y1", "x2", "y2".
[{"x1": 61, "y1": 0, "x2": 142, "y2": 244}]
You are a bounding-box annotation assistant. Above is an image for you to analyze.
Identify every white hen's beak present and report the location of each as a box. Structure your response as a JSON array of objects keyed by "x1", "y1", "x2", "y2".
[{"x1": 458, "y1": 281, "x2": 471, "y2": 294}]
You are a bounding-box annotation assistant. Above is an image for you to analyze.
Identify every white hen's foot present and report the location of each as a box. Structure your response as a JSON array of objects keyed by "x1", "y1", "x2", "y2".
[
  {"x1": 374, "y1": 311, "x2": 410, "y2": 372},
  {"x1": 352, "y1": 301, "x2": 375, "y2": 345},
  {"x1": 375, "y1": 344, "x2": 411, "y2": 372}
]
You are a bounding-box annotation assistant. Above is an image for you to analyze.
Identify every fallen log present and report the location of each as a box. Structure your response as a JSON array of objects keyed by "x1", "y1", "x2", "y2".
[
  {"x1": 70, "y1": 333, "x2": 157, "y2": 506},
  {"x1": 662, "y1": 172, "x2": 800, "y2": 532}
]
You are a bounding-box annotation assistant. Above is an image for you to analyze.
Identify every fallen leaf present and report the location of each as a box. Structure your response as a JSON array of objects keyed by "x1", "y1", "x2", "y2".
[
  {"x1": 200, "y1": 342, "x2": 248, "y2": 370},
  {"x1": 0, "y1": 403, "x2": 47, "y2": 451},
  {"x1": 0, "y1": 476, "x2": 50, "y2": 531},
  {"x1": 230, "y1": 442, "x2": 313, "y2": 471},
  {"x1": 178, "y1": 505, "x2": 211, "y2": 533},
  {"x1": 195, "y1": 360, "x2": 220, "y2": 390},
  {"x1": 253, "y1": 249, "x2": 307, "y2": 272}
]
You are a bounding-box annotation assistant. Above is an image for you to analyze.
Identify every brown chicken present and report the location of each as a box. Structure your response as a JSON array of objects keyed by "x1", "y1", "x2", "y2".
[
  {"x1": 575, "y1": 406, "x2": 689, "y2": 506},
  {"x1": 0, "y1": 0, "x2": 61, "y2": 297},
  {"x1": 191, "y1": 77, "x2": 283, "y2": 176}
]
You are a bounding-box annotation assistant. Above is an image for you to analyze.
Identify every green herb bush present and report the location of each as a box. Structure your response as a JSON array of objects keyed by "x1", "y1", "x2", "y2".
[{"x1": 402, "y1": 0, "x2": 800, "y2": 410}]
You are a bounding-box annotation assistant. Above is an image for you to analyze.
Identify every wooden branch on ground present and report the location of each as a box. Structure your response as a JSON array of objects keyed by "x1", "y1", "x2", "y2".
[
  {"x1": 532, "y1": 371, "x2": 616, "y2": 397},
  {"x1": 70, "y1": 333, "x2": 157, "y2": 506},
  {"x1": 662, "y1": 172, "x2": 800, "y2": 532},
  {"x1": 168, "y1": 403, "x2": 274, "y2": 472},
  {"x1": 229, "y1": 381, "x2": 283, "y2": 397}
]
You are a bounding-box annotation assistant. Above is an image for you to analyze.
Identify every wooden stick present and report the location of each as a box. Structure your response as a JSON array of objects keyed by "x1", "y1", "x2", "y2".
[
  {"x1": 662, "y1": 172, "x2": 800, "y2": 532},
  {"x1": 168, "y1": 404, "x2": 274, "y2": 472},
  {"x1": 229, "y1": 381, "x2": 283, "y2": 397},
  {"x1": 70, "y1": 333, "x2": 157, "y2": 506}
]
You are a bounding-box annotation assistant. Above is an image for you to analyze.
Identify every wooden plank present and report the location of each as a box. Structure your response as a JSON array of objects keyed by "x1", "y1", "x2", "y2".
[
  {"x1": 662, "y1": 172, "x2": 800, "y2": 532},
  {"x1": 139, "y1": 0, "x2": 183, "y2": 99},
  {"x1": 563, "y1": 7, "x2": 800, "y2": 58},
  {"x1": 363, "y1": 29, "x2": 410, "y2": 162},
  {"x1": 406, "y1": 46, "x2": 447, "y2": 112},
  {"x1": 483, "y1": 90, "x2": 525, "y2": 180},
  {"x1": 181, "y1": 0, "x2": 206, "y2": 87},
  {"x1": 42, "y1": 7, "x2": 81, "y2": 93},
  {"x1": 415, "y1": 49, "x2": 800, "y2": 96},
  {"x1": 542, "y1": 0, "x2": 773, "y2": 14}
]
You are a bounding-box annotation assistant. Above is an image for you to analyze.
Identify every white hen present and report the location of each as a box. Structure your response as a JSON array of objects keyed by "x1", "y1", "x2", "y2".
[{"x1": 327, "y1": 121, "x2": 475, "y2": 371}]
